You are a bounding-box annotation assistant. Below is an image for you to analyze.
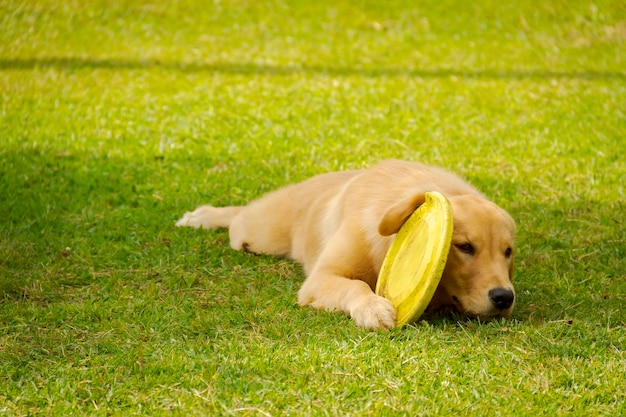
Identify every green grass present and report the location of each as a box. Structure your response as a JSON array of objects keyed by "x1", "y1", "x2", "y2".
[{"x1": 1, "y1": 0, "x2": 625, "y2": 415}]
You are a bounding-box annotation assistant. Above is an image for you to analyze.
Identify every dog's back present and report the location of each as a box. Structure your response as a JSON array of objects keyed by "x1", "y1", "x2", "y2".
[{"x1": 179, "y1": 160, "x2": 482, "y2": 273}]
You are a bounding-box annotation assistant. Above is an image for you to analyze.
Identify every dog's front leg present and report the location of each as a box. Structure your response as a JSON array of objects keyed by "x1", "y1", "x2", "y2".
[
  {"x1": 298, "y1": 273, "x2": 396, "y2": 330},
  {"x1": 296, "y1": 223, "x2": 396, "y2": 330}
]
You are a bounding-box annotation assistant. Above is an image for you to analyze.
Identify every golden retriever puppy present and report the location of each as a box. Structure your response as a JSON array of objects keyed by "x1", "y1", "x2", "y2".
[{"x1": 176, "y1": 160, "x2": 516, "y2": 330}]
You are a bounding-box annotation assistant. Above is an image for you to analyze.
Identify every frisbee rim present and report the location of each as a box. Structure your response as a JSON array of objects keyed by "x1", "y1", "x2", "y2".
[{"x1": 375, "y1": 191, "x2": 453, "y2": 326}]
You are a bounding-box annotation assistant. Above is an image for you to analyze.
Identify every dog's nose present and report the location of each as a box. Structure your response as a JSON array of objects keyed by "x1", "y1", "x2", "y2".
[{"x1": 488, "y1": 288, "x2": 515, "y2": 310}]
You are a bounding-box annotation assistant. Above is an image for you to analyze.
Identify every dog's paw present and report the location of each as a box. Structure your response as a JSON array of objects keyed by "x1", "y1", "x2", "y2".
[
  {"x1": 350, "y1": 295, "x2": 397, "y2": 330},
  {"x1": 175, "y1": 206, "x2": 216, "y2": 229},
  {"x1": 175, "y1": 211, "x2": 201, "y2": 228}
]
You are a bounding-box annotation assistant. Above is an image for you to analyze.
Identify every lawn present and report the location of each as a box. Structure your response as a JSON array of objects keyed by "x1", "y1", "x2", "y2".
[{"x1": 1, "y1": 0, "x2": 625, "y2": 415}]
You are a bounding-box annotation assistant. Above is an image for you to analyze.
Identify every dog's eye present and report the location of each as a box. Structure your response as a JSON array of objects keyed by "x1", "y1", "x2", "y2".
[
  {"x1": 505, "y1": 247, "x2": 513, "y2": 258},
  {"x1": 456, "y1": 243, "x2": 475, "y2": 255}
]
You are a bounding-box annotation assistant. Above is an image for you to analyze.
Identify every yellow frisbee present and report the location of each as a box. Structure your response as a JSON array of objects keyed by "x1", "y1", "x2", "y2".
[{"x1": 376, "y1": 191, "x2": 453, "y2": 327}]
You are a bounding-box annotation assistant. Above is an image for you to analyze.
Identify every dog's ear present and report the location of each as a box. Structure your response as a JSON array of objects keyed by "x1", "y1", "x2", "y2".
[{"x1": 378, "y1": 193, "x2": 426, "y2": 236}]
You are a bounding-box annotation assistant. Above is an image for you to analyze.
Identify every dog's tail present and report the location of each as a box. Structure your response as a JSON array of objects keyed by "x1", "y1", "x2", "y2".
[{"x1": 175, "y1": 205, "x2": 243, "y2": 230}]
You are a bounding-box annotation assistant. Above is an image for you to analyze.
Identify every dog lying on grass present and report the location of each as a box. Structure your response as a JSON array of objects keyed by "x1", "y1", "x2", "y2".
[{"x1": 176, "y1": 160, "x2": 516, "y2": 330}]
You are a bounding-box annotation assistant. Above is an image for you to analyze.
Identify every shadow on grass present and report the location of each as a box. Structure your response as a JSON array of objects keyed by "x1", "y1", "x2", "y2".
[
  {"x1": 1, "y1": 57, "x2": 625, "y2": 81},
  {"x1": 0, "y1": 147, "x2": 184, "y2": 301},
  {"x1": 1, "y1": 146, "x2": 624, "y2": 326}
]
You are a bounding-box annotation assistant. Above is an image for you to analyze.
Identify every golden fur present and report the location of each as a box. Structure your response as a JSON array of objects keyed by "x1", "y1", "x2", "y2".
[{"x1": 176, "y1": 160, "x2": 516, "y2": 330}]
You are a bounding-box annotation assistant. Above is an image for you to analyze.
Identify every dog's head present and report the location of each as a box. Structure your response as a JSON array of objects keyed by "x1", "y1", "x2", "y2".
[
  {"x1": 438, "y1": 195, "x2": 516, "y2": 318},
  {"x1": 378, "y1": 193, "x2": 516, "y2": 319}
]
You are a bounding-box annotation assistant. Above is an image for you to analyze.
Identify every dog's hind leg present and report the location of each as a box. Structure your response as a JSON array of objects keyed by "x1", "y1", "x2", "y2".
[
  {"x1": 177, "y1": 200, "x2": 294, "y2": 256},
  {"x1": 225, "y1": 197, "x2": 294, "y2": 256},
  {"x1": 175, "y1": 205, "x2": 243, "y2": 230}
]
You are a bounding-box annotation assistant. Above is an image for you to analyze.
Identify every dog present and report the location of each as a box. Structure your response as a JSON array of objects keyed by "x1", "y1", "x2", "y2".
[{"x1": 176, "y1": 160, "x2": 516, "y2": 330}]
